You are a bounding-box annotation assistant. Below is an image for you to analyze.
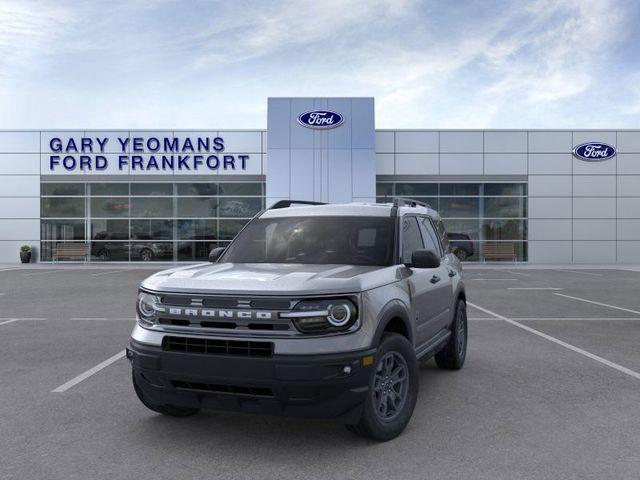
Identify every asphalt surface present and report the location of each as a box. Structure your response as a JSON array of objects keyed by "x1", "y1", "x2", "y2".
[{"x1": 1, "y1": 265, "x2": 639, "y2": 479}]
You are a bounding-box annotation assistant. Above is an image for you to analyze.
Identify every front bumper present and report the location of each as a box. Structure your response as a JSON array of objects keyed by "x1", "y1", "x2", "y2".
[{"x1": 128, "y1": 339, "x2": 376, "y2": 423}]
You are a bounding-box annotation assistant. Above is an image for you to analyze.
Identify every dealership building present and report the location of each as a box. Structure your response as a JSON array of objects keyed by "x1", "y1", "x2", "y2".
[{"x1": 1, "y1": 97, "x2": 639, "y2": 264}]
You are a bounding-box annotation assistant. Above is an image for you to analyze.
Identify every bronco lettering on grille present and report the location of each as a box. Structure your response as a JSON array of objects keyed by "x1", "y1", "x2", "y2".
[{"x1": 166, "y1": 308, "x2": 273, "y2": 320}]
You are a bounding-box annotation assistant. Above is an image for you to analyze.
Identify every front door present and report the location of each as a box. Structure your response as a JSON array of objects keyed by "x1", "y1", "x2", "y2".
[
  {"x1": 400, "y1": 216, "x2": 447, "y2": 347},
  {"x1": 418, "y1": 216, "x2": 454, "y2": 332}
]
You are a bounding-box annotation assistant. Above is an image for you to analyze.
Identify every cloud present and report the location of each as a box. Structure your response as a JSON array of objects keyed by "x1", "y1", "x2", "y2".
[
  {"x1": 189, "y1": 0, "x2": 418, "y2": 68},
  {"x1": 0, "y1": 1, "x2": 74, "y2": 71},
  {"x1": 481, "y1": 0, "x2": 623, "y2": 101},
  {"x1": 618, "y1": 73, "x2": 640, "y2": 116},
  {"x1": 0, "y1": 0, "x2": 637, "y2": 128},
  {"x1": 372, "y1": 0, "x2": 632, "y2": 127}
]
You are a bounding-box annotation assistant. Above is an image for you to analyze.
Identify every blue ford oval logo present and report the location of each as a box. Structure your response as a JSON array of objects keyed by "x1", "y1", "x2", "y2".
[
  {"x1": 573, "y1": 142, "x2": 616, "y2": 162},
  {"x1": 297, "y1": 110, "x2": 344, "y2": 129}
]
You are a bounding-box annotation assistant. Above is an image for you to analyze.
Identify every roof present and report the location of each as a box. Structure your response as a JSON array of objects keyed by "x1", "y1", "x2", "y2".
[{"x1": 260, "y1": 202, "x2": 440, "y2": 219}]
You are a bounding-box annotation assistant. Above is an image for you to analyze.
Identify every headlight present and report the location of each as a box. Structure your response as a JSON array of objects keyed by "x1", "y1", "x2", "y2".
[
  {"x1": 327, "y1": 303, "x2": 352, "y2": 327},
  {"x1": 136, "y1": 291, "x2": 162, "y2": 326},
  {"x1": 282, "y1": 298, "x2": 358, "y2": 333}
]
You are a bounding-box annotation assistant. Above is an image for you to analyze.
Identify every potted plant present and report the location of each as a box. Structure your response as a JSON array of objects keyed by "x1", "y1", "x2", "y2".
[{"x1": 20, "y1": 245, "x2": 32, "y2": 264}]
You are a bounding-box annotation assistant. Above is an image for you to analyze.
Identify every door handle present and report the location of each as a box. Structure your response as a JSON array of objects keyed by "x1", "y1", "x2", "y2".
[
  {"x1": 430, "y1": 275, "x2": 441, "y2": 284},
  {"x1": 448, "y1": 269, "x2": 457, "y2": 277}
]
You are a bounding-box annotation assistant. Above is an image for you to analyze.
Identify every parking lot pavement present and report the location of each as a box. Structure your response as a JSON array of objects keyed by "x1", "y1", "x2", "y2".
[
  {"x1": 0, "y1": 267, "x2": 159, "y2": 318},
  {"x1": 1, "y1": 265, "x2": 640, "y2": 479}
]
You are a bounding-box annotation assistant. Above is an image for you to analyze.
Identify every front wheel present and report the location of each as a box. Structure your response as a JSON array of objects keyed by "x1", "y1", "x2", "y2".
[
  {"x1": 132, "y1": 371, "x2": 200, "y2": 417},
  {"x1": 435, "y1": 299, "x2": 467, "y2": 370},
  {"x1": 347, "y1": 333, "x2": 418, "y2": 441}
]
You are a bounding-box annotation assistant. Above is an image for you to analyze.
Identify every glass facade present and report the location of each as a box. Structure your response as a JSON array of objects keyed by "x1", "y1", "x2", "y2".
[
  {"x1": 40, "y1": 179, "x2": 524, "y2": 263},
  {"x1": 377, "y1": 182, "x2": 528, "y2": 261},
  {"x1": 40, "y1": 181, "x2": 265, "y2": 262}
]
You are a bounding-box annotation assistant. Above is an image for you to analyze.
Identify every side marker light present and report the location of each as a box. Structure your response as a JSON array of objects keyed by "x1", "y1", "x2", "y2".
[{"x1": 362, "y1": 355, "x2": 374, "y2": 366}]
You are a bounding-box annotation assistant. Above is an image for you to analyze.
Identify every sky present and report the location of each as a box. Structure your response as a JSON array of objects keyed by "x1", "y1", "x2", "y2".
[{"x1": 0, "y1": 0, "x2": 639, "y2": 129}]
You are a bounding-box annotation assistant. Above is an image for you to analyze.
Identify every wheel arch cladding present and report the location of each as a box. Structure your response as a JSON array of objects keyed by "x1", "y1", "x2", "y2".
[
  {"x1": 457, "y1": 288, "x2": 466, "y2": 303},
  {"x1": 372, "y1": 302, "x2": 413, "y2": 347}
]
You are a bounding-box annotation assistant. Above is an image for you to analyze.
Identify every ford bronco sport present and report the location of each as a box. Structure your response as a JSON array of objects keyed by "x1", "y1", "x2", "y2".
[{"x1": 128, "y1": 199, "x2": 467, "y2": 441}]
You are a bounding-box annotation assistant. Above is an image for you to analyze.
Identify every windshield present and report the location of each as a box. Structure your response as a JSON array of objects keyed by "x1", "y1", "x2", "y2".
[{"x1": 220, "y1": 216, "x2": 394, "y2": 266}]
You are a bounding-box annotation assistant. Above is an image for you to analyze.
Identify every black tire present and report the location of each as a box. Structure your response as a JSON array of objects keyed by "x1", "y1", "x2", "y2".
[
  {"x1": 97, "y1": 249, "x2": 110, "y2": 261},
  {"x1": 140, "y1": 248, "x2": 154, "y2": 262},
  {"x1": 347, "y1": 333, "x2": 418, "y2": 441},
  {"x1": 454, "y1": 248, "x2": 468, "y2": 261},
  {"x1": 435, "y1": 299, "x2": 467, "y2": 370},
  {"x1": 132, "y1": 371, "x2": 200, "y2": 417}
]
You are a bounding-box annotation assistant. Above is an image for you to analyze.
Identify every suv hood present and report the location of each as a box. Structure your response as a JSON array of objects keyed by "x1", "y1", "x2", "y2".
[{"x1": 141, "y1": 262, "x2": 399, "y2": 296}]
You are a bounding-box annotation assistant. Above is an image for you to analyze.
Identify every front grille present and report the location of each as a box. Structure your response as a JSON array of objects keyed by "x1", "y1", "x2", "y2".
[
  {"x1": 158, "y1": 318, "x2": 291, "y2": 331},
  {"x1": 200, "y1": 321, "x2": 236, "y2": 329},
  {"x1": 154, "y1": 294, "x2": 296, "y2": 335},
  {"x1": 160, "y1": 295, "x2": 239, "y2": 308},
  {"x1": 202, "y1": 298, "x2": 242, "y2": 308},
  {"x1": 249, "y1": 298, "x2": 291, "y2": 309},
  {"x1": 162, "y1": 336, "x2": 274, "y2": 358},
  {"x1": 171, "y1": 380, "x2": 274, "y2": 397},
  {"x1": 159, "y1": 295, "x2": 290, "y2": 310},
  {"x1": 159, "y1": 295, "x2": 192, "y2": 306}
]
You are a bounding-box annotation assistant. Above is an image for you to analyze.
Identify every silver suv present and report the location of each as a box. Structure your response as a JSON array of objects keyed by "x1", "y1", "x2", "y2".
[{"x1": 128, "y1": 199, "x2": 467, "y2": 441}]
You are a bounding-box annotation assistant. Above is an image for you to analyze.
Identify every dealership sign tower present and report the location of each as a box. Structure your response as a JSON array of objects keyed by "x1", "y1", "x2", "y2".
[{"x1": 266, "y1": 97, "x2": 376, "y2": 207}]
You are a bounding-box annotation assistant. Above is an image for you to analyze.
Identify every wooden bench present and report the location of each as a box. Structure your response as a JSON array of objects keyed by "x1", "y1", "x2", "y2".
[
  {"x1": 52, "y1": 243, "x2": 89, "y2": 262},
  {"x1": 482, "y1": 242, "x2": 516, "y2": 262}
]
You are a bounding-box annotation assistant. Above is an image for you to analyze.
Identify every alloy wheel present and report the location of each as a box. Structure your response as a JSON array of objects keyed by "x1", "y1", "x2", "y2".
[
  {"x1": 456, "y1": 309, "x2": 466, "y2": 358},
  {"x1": 373, "y1": 351, "x2": 409, "y2": 421}
]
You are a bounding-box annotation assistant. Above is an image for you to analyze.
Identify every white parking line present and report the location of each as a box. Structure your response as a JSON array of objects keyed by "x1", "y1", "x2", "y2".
[
  {"x1": 468, "y1": 302, "x2": 640, "y2": 381},
  {"x1": 23, "y1": 270, "x2": 58, "y2": 276},
  {"x1": 554, "y1": 293, "x2": 640, "y2": 316},
  {"x1": 0, "y1": 317, "x2": 132, "y2": 321},
  {"x1": 508, "y1": 287, "x2": 563, "y2": 290},
  {"x1": 51, "y1": 350, "x2": 126, "y2": 393},
  {"x1": 470, "y1": 278, "x2": 518, "y2": 281},
  {"x1": 507, "y1": 317, "x2": 640, "y2": 321},
  {"x1": 0, "y1": 319, "x2": 19, "y2": 326},
  {"x1": 69, "y1": 317, "x2": 134, "y2": 321},
  {"x1": 556, "y1": 269, "x2": 603, "y2": 277},
  {"x1": 0, "y1": 267, "x2": 22, "y2": 272},
  {"x1": 0, "y1": 317, "x2": 47, "y2": 321},
  {"x1": 504, "y1": 270, "x2": 533, "y2": 277},
  {"x1": 91, "y1": 270, "x2": 125, "y2": 277},
  {"x1": 470, "y1": 317, "x2": 640, "y2": 321}
]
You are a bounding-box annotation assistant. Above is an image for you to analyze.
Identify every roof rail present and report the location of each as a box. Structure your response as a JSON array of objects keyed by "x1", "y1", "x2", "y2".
[
  {"x1": 269, "y1": 200, "x2": 327, "y2": 209},
  {"x1": 392, "y1": 197, "x2": 432, "y2": 209}
]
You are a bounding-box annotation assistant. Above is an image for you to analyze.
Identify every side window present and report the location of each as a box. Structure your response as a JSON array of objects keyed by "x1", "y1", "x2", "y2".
[
  {"x1": 419, "y1": 217, "x2": 442, "y2": 256},
  {"x1": 436, "y1": 219, "x2": 450, "y2": 252},
  {"x1": 401, "y1": 217, "x2": 424, "y2": 264}
]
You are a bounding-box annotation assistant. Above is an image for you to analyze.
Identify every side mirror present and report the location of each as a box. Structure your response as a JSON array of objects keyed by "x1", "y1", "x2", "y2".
[
  {"x1": 407, "y1": 249, "x2": 440, "y2": 268},
  {"x1": 208, "y1": 247, "x2": 226, "y2": 263}
]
